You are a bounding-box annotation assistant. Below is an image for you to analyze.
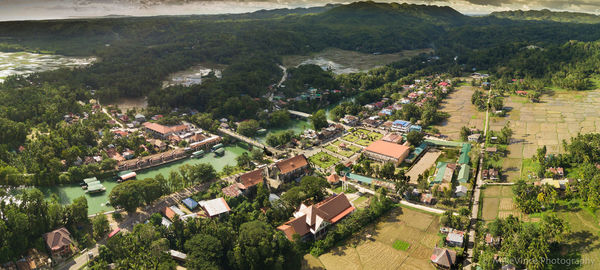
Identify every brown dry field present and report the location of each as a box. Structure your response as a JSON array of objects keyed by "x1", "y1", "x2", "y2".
[
  {"x1": 495, "y1": 90, "x2": 600, "y2": 181},
  {"x1": 407, "y1": 149, "x2": 442, "y2": 184},
  {"x1": 302, "y1": 207, "x2": 439, "y2": 270},
  {"x1": 434, "y1": 85, "x2": 486, "y2": 140},
  {"x1": 481, "y1": 185, "x2": 535, "y2": 222}
]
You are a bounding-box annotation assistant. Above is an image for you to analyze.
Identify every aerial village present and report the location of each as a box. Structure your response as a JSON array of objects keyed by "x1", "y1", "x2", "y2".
[{"x1": 3, "y1": 73, "x2": 517, "y2": 270}]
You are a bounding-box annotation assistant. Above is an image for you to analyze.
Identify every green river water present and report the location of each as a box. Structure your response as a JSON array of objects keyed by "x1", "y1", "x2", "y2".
[{"x1": 40, "y1": 145, "x2": 249, "y2": 215}]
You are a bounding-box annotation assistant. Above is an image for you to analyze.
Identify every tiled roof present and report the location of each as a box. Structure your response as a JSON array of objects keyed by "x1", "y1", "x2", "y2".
[
  {"x1": 431, "y1": 248, "x2": 456, "y2": 268},
  {"x1": 276, "y1": 155, "x2": 309, "y2": 175},
  {"x1": 222, "y1": 184, "x2": 242, "y2": 197},
  {"x1": 43, "y1": 227, "x2": 72, "y2": 251},
  {"x1": 365, "y1": 140, "x2": 410, "y2": 160},
  {"x1": 239, "y1": 169, "x2": 264, "y2": 189}
]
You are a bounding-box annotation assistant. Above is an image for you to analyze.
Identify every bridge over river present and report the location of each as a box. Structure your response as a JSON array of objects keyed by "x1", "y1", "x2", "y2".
[{"x1": 218, "y1": 128, "x2": 285, "y2": 157}]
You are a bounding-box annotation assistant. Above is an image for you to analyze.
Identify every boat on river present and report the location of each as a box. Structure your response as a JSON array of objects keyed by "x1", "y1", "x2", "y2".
[
  {"x1": 117, "y1": 171, "x2": 137, "y2": 183},
  {"x1": 192, "y1": 150, "x2": 205, "y2": 158}
]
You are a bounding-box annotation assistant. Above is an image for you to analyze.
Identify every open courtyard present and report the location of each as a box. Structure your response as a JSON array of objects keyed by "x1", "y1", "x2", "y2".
[{"x1": 301, "y1": 207, "x2": 439, "y2": 270}]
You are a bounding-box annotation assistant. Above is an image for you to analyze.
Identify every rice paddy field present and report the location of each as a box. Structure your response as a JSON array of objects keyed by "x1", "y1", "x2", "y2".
[
  {"x1": 495, "y1": 90, "x2": 600, "y2": 181},
  {"x1": 301, "y1": 207, "x2": 439, "y2": 270},
  {"x1": 480, "y1": 185, "x2": 536, "y2": 222},
  {"x1": 0, "y1": 51, "x2": 94, "y2": 82},
  {"x1": 433, "y1": 85, "x2": 486, "y2": 140}
]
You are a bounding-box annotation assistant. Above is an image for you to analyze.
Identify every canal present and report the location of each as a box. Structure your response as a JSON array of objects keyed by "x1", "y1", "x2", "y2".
[{"x1": 40, "y1": 145, "x2": 249, "y2": 215}]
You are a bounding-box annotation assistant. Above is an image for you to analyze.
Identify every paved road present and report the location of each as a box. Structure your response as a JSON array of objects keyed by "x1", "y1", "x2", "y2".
[{"x1": 55, "y1": 244, "x2": 100, "y2": 270}]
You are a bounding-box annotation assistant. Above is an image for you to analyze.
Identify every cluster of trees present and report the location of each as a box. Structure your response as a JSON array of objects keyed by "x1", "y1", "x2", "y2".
[
  {"x1": 0, "y1": 189, "x2": 89, "y2": 263},
  {"x1": 310, "y1": 110, "x2": 329, "y2": 131},
  {"x1": 109, "y1": 163, "x2": 217, "y2": 212},
  {"x1": 513, "y1": 179, "x2": 559, "y2": 214},
  {"x1": 526, "y1": 133, "x2": 600, "y2": 211},
  {"x1": 93, "y1": 176, "x2": 336, "y2": 269},
  {"x1": 266, "y1": 130, "x2": 296, "y2": 147},
  {"x1": 471, "y1": 90, "x2": 488, "y2": 111},
  {"x1": 282, "y1": 64, "x2": 339, "y2": 97},
  {"x1": 487, "y1": 122, "x2": 513, "y2": 145},
  {"x1": 476, "y1": 215, "x2": 569, "y2": 270}
]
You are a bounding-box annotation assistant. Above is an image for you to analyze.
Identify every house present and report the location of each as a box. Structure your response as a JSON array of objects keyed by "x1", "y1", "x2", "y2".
[
  {"x1": 149, "y1": 139, "x2": 167, "y2": 151},
  {"x1": 381, "y1": 133, "x2": 403, "y2": 144},
  {"x1": 327, "y1": 173, "x2": 341, "y2": 185},
  {"x1": 182, "y1": 198, "x2": 199, "y2": 211},
  {"x1": 222, "y1": 184, "x2": 243, "y2": 198},
  {"x1": 455, "y1": 185, "x2": 468, "y2": 197},
  {"x1": 277, "y1": 193, "x2": 355, "y2": 241},
  {"x1": 199, "y1": 198, "x2": 230, "y2": 217},
  {"x1": 43, "y1": 227, "x2": 75, "y2": 258},
  {"x1": 488, "y1": 168, "x2": 499, "y2": 180},
  {"x1": 457, "y1": 164, "x2": 470, "y2": 183},
  {"x1": 458, "y1": 143, "x2": 471, "y2": 165},
  {"x1": 432, "y1": 162, "x2": 457, "y2": 185},
  {"x1": 143, "y1": 122, "x2": 190, "y2": 139},
  {"x1": 363, "y1": 117, "x2": 381, "y2": 128},
  {"x1": 364, "y1": 140, "x2": 410, "y2": 165},
  {"x1": 485, "y1": 233, "x2": 502, "y2": 247},
  {"x1": 540, "y1": 178, "x2": 568, "y2": 190},
  {"x1": 468, "y1": 133, "x2": 481, "y2": 142},
  {"x1": 381, "y1": 121, "x2": 394, "y2": 130},
  {"x1": 430, "y1": 248, "x2": 457, "y2": 269},
  {"x1": 486, "y1": 147, "x2": 498, "y2": 153},
  {"x1": 168, "y1": 250, "x2": 187, "y2": 262},
  {"x1": 502, "y1": 264, "x2": 517, "y2": 270},
  {"x1": 547, "y1": 167, "x2": 565, "y2": 178},
  {"x1": 446, "y1": 230, "x2": 465, "y2": 247},
  {"x1": 237, "y1": 168, "x2": 266, "y2": 191},
  {"x1": 420, "y1": 193, "x2": 436, "y2": 205},
  {"x1": 341, "y1": 115, "x2": 359, "y2": 126},
  {"x1": 319, "y1": 124, "x2": 344, "y2": 140},
  {"x1": 409, "y1": 125, "x2": 422, "y2": 133},
  {"x1": 270, "y1": 155, "x2": 310, "y2": 182},
  {"x1": 164, "y1": 205, "x2": 186, "y2": 221},
  {"x1": 134, "y1": 114, "x2": 146, "y2": 123},
  {"x1": 391, "y1": 120, "x2": 411, "y2": 132}
]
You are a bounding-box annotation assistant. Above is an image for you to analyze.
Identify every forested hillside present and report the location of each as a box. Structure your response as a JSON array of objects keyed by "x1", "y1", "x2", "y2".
[{"x1": 492, "y1": 9, "x2": 600, "y2": 24}]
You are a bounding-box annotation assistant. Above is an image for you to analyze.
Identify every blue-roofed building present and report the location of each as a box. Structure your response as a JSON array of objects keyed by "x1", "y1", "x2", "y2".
[
  {"x1": 392, "y1": 120, "x2": 411, "y2": 132},
  {"x1": 182, "y1": 198, "x2": 199, "y2": 211},
  {"x1": 409, "y1": 125, "x2": 422, "y2": 133},
  {"x1": 379, "y1": 109, "x2": 393, "y2": 116}
]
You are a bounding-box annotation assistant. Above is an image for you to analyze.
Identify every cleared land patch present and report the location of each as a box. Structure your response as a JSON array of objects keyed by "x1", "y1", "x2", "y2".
[
  {"x1": 283, "y1": 47, "x2": 434, "y2": 74},
  {"x1": 407, "y1": 149, "x2": 442, "y2": 184},
  {"x1": 433, "y1": 85, "x2": 486, "y2": 140},
  {"x1": 310, "y1": 207, "x2": 437, "y2": 270}
]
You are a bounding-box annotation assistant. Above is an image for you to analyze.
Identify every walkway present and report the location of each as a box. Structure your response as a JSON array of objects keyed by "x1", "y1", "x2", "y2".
[{"x1": 218, "y1": 128, "x2": 284, "y2": 157}]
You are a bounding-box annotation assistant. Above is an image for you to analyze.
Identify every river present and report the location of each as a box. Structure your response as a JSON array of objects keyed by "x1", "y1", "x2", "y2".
[
  {"x1": 40, "y1": 145, "x2": 248, "y2": 215},
  {"x1": 0, "y1": 52, "x2": 94, "y2": 83}
]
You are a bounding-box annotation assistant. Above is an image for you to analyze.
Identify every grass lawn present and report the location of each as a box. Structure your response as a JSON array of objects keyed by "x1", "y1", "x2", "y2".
[
  {"x1": 393, "y1": 240, "x2": 411, "y2": 251},
  {"x1": 309, "y1": 152, "x2": 340, "y2": 169},
  {"x1": 342, "y1": 133, "x2": 359, "y2": 142},
  {"x1": 521, "y1": 158, "x2": 541, "y2": 181},
  {"x1": 325, "y1": 144, "x2": 354, "y2": 158},
  {"x1": 353, "y1": 196, "x2": 369, "y2": 206},
  {"x1": 332, "y1": 185, "x2": 357, "y2": 194}
]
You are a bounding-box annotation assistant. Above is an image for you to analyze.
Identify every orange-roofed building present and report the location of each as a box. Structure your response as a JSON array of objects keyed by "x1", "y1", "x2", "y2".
[
  {"x1": 364, "y1": 140, "x2": 410, "y2": 164},
  {"x1": 270, "y1": 155, "x2": 310, "y2": 182},
  {"x1": 277, "y1": 193, "x2": 355, "y2": 241},
  {"x1": 327, "y1": 173, "x2": 340, "y2": 185}
]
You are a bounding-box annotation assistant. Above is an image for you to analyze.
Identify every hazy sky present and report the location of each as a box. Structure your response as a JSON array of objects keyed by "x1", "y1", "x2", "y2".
[{"x1": 1, "y1": 0, "x2": 600, "y2": 21}]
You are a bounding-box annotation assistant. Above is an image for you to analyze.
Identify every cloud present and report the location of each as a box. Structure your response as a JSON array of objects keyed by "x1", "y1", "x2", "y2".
[{"x1": 462, "y1": 0, "x2": 512, "y2": 7}]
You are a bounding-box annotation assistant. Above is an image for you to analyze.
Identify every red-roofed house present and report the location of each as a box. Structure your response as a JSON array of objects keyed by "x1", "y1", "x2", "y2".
[
  {"x1": 430, "y1": 247, "x2": 457, "y2": 269},
  {"x1": 277, "y1": 193, "x2": 355, "y2": 241},
  {"x1": 327, "y1": 173, "x2": 340, "y2": 185},
  {"x1": 237, "y1": 168, "x2": 266, "y2": 191},
  {"x1": 43, "y1": 227, "x2": 75, "y2": 258},
  {"x1": 269, "y1": 155, "x2": 310, "y2": 182}
]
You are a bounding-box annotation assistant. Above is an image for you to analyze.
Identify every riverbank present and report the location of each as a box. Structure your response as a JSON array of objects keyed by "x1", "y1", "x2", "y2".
[{"x1": 40, "y1": 144, "x2": 249, "y2": 215}]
